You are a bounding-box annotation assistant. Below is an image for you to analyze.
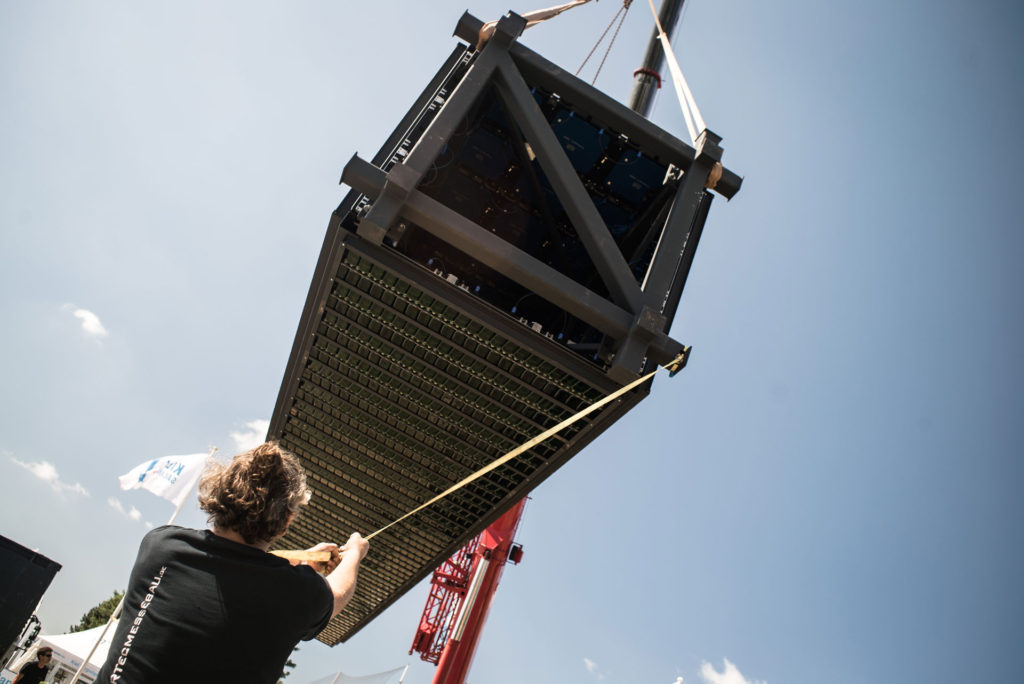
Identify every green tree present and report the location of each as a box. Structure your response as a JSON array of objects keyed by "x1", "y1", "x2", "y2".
[
  {"x1": 69, "y1": 590, "x2": 124, "y2": 632},
  {"x1": 279, "y1": 645, "x2": 298, "y2": 682}
]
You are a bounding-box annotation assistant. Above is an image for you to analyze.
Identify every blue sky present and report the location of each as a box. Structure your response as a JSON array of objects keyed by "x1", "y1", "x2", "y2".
[{"x1": 1, "y1": 1, "x2": 1022, "y2": 683}]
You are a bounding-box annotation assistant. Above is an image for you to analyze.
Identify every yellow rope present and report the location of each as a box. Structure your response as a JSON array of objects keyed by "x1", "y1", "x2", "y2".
[{"x1": 365, "y1": 354, "x2": 679, "y2": 541}]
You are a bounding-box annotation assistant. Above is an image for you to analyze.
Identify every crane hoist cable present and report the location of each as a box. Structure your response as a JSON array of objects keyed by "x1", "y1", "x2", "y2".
[{"x1": 576, "y1": 0, "x2": 633, "y2": 84}]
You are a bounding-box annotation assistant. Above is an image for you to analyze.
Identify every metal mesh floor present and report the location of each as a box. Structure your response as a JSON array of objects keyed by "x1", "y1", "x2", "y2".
[{"x1": 271, "y1": 239, "x2": 648, "y2": 643}]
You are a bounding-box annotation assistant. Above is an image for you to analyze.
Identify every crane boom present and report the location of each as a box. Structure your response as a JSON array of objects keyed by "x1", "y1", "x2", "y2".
[
  {"x1": 628, "y1": 0, "x2": 686, "y2": 117},
  {"x1": 410, "y1": 500, "x2": 527, "y2": 682}
]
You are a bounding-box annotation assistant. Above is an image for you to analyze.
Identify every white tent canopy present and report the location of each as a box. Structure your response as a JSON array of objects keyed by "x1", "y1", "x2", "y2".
[
  {"x1": 304, "y1": 665, "x2": 407, "y2": 684},
  {"x1": 8, "y1": 625, "x2": 404, "y2": 684},
  {"x1": 8, "y1": 621, "x2": 116, "y2": 683}
]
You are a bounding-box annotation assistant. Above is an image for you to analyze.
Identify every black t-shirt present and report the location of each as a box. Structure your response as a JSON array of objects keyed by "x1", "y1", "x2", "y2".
[
  {"x1": 96, "y1": 525, "x2": 332, "y2": 684},
  {"x1": 15, "y1": 662, "x2": 49, "y2": 684}
]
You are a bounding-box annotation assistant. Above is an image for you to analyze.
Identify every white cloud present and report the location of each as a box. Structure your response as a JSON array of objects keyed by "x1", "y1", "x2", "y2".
[
  {"x1": 673, "y1": 678, "x2": 684, "y2": 684},
  {"x1": 107, "y1": 496, "x2": 143, "y2": 522},
  {"x1": 12, "y1": 457, "x2": 89, "y2": 496},
  {"x1": 68, "y1": 307, "x2": 109, "y2": 338},
  {"x1": 230, "y1": 419, "x2": 270, "y2": 452},
  {"x1": 583, "y1": 658, "x2": 604, "y2": 679},
  {"x1": 699, "y1": 659, "x2": 764, "y2": 684}
]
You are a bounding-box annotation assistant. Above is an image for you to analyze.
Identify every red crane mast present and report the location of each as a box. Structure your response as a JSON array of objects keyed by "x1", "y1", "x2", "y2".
[{"x1": 409, "y1": 499, "x2": 526, "y2": 682}]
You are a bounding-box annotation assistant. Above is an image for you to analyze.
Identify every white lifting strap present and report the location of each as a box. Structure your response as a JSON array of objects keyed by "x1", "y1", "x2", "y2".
[
  {"x1": 647, "y1": 0, "x2": 706, "y2": 146},
  {"x1": 476, "y1": 0, "x2": 596, "y2": 49}
]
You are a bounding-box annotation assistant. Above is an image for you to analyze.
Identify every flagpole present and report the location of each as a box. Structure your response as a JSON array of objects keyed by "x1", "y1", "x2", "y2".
[
  {"x1": 165, "y1": 446, "x2": 216, "y2": 526},
  {"x1": 68, "y1": 446, "x2": 216, "y2": 684}
]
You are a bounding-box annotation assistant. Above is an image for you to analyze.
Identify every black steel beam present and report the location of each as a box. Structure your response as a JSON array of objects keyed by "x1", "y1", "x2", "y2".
[
  {"x1": 269, "y1": 42, "x2": 484, "y2": 437},
  {"x1": 399, "y1": 13, "x2": 528, "y2": 179},
  {"x1": 360, "y1": 30, "x2": 507, "y2": 240},
  {"x1": 494, "y1": 34, "x2": 742, "y2": 199},
  {"x1": 367, "y1": 45, "x2": 470, "y2": 170},
  {"x1": 500, "y1": 42, "x2": 696, "y2": 162},
  {"x1": 350, "y1": 236, "x2": 621, "y2": 395},
  {"x1": 343, "y1": 156, "x2": 634, "y2": 343},
  {"x1": 269, "y1": 211, "x2": 352, "y2": 440},
  {"x1": 642, "y1": 163, "x2": 712, "y2": 310},
  {"x1": 642, "y1": 129, "x2": 720, "y2": 307},
  {"x1": 399, "y1": 45, "x2": 501, "y2": 178},
  {"x1": 659, "y1": 191, "x2": 712, "y2": 328},
  {"x1": 493, "y1": 53, "x2": 644, "y2": 315}
]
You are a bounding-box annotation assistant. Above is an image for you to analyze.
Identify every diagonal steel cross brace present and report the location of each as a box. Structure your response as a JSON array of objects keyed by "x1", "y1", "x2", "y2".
[
  {"x1": 341, "y1": 155, "x2": 687, "y2": 370},
  {"x1": 359, "y1": 14, "x2": 523, "y2": 242},
  {"x1": 492, "y1": 51, "x2": 644, "y2": 316}
]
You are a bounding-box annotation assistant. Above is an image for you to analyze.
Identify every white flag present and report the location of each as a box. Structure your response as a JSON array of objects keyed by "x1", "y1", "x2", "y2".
[{"x1": 118, "y1": 453, "x2": 209, "y2": 507}]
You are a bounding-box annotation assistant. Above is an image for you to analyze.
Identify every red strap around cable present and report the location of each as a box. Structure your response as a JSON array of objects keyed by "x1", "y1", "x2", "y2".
[{"x1": 633, "y1": 67, "x2": 662, "y2": 88}]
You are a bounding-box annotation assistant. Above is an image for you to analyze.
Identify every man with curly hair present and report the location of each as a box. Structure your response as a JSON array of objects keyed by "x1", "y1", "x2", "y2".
[{"x1": 96, "y1": 442, "x2": 368, "y2": 683}]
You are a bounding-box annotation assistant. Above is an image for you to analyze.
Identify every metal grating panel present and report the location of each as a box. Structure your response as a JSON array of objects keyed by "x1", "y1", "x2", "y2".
[{"x1": 272, "y1": 240, "x2": 649, "y2": 644}]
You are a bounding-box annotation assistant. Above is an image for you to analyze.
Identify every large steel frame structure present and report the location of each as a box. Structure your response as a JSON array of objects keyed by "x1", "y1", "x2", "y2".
[{"x1": 268, "y1": 9, "x2": 739, "y2": 646}]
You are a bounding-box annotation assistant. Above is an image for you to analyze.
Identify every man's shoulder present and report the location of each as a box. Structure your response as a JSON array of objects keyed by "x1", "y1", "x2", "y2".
[
  {"x1": 138, "y1": 525, "x2": 208, "y2": 557},
  {"x1": 143, "y1": 524, "x2": 204, "y2": 542}
]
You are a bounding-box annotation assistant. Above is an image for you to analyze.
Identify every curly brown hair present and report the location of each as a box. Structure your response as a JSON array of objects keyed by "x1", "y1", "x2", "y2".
[{"x1": 198, "y1": 441, "x2": 310, "y2": 545}]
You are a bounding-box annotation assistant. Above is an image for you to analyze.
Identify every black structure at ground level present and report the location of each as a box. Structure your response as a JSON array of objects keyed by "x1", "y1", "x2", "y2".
[{"x1": 0, "y1": 535, "x2": 61, "y2": 663}]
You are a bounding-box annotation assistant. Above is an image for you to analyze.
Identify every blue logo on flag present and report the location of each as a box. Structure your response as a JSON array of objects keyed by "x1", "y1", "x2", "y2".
[{"x1": 138, "y1": 459, "x2": 159, "y2": 483}]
